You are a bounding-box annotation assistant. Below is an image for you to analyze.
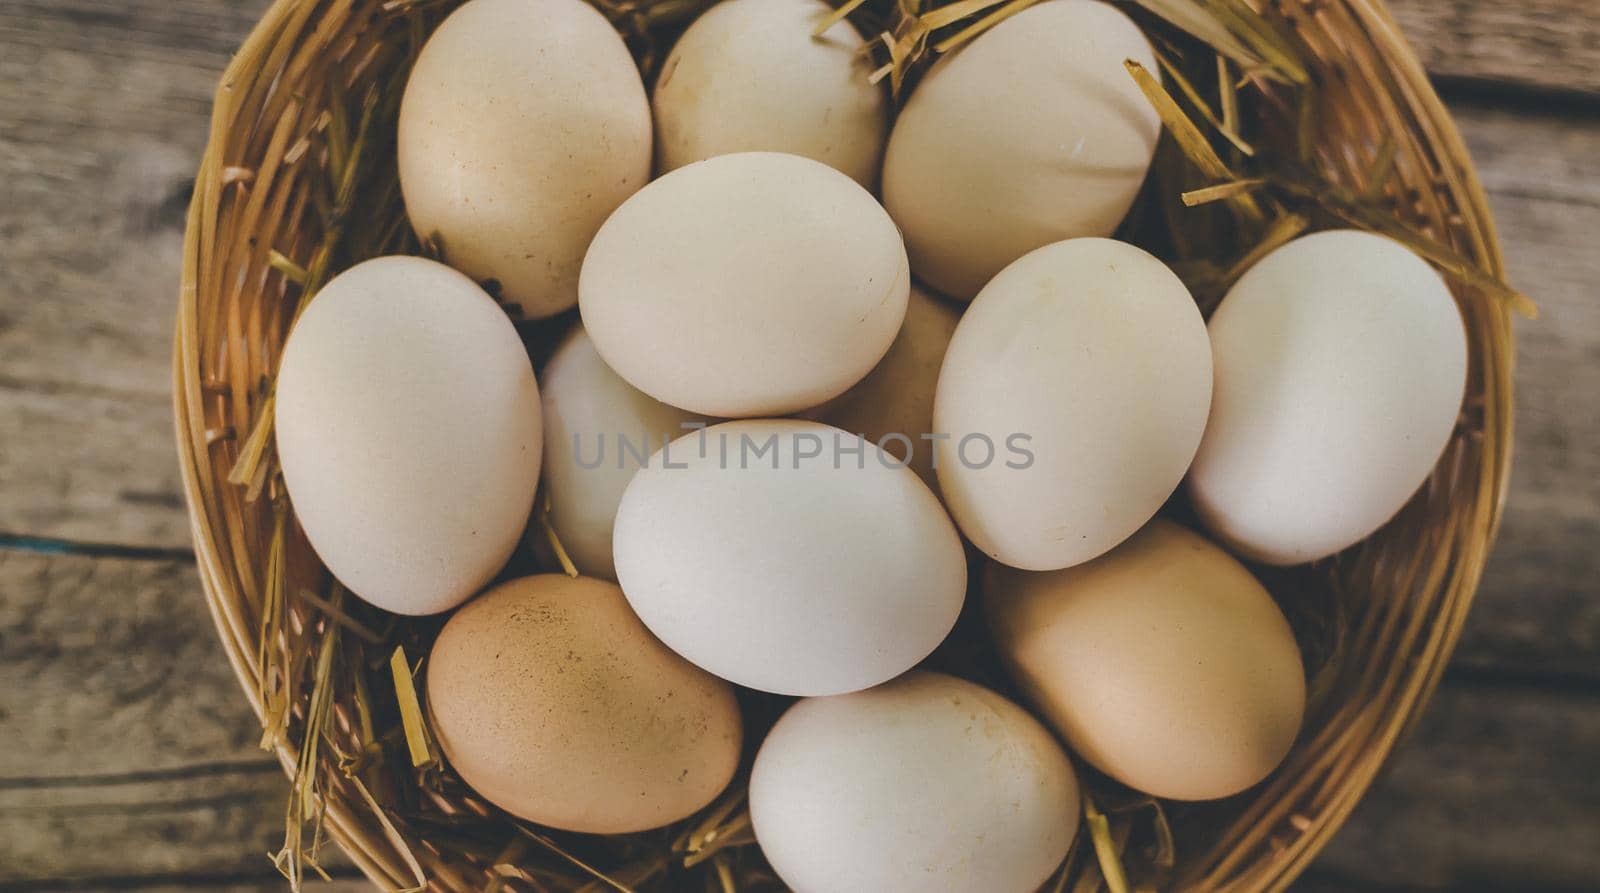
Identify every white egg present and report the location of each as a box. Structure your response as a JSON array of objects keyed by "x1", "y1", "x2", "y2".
[
  {"x1": 580, "y1": 152, "x2": 910, "y2": 417},
  {"x1": 275, "y1": 257, "x2": 541, "y2": 615},
  {"x1": 934, "y1": 238, "x2": 1211, "y2": 571},
  {"x1": 654, "y1": 0, "x2": 888, "y2": 187},
  {"x1": 612, "y1": 419, "x2": 965, "y2": 695},
  {"x1": 750, "y1": 671, "x2": 1080, "y2": 893},
  {"x1": 398, "y1": 0, "x2": 651, "y2": 318},
  {"x1": 804, "y1": 283, "x2": 961, "y2": 489},
  {"x1": 882, "y1": 0, "x2": 1161, "y2": 299},
  {"x1": 1188, "y1": 229, "x2": 1469, "y2": 564},
  {"x1": 535, "y1": 326, "x2": 707, "y2": 580}
]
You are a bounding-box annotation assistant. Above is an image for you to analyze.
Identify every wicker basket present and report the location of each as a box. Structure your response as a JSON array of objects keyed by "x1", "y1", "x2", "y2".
[{"x1": 174, "y1": 0, "x2": 1515, "y2": 889}]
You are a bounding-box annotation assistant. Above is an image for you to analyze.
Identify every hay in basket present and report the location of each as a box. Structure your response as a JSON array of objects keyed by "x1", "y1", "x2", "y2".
[{"x1": 174, "y1": 0, "x2": 1528, "y2": 889}]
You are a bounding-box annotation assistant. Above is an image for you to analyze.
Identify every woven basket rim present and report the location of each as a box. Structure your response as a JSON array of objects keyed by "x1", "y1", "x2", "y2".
[{"x1": 173, "y1": 0, "x2": 1516, "y2": 889}]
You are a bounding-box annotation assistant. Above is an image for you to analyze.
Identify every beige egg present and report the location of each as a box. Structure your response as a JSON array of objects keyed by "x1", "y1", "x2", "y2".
[
  {"x1": 805, "y1": 283, "x2": 960, "y2": 488},
  {"x1": 613, "y1": 419, "x2": 966, "y2": 696},
  {"x1": 882, "y1": 0, "x2": 1160, "y2": 299},
  {"x1": 750, "y1": 672, "x2": 1079, "y2": 893},
  {"x1": 986, "y1": 520, "x2": 1305, "y2": 801},
  {"x1": 1188, "y1": 229, "x2": 1470, "y2": 565},
  {"x1": 274, "y1": 256, "x2": 540, "y2": 616},
  {"x1": 580, "y1": 152, "x2": 910, "y2": 417},
  {"x1": 933, "y1": 238, "x2": 1211, "y2": 571},
  {"x1": 427, "y1": 575, "x2": 742, "y2": 833},
  {"x1": 653, "y1": 0, "x2": 888, "y2": 187},
  {"x1": 535, "y1": 325, "x2": 708, "y2": 580},
  {"x1": 398, "y1": 0, "x2": 651, "y2": 318}
]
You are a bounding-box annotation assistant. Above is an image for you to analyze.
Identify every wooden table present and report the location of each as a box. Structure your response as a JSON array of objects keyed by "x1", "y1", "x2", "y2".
[{"x1": 1, "y1": 1, "x2": 1594, "y2": 890}]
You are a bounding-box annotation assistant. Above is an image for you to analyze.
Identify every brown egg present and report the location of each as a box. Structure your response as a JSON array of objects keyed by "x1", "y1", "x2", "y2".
[
  {"x1": 398, "y1": 0, "x2": 652, "y2": 318},
  {"x1": 805, "y1": 284, "x2": 960, "y2": 488},
  {"x1": 426, "y1": 575, "x2": 742, "y2": 832},
  {"x1": 985, "y1": 520, "x2": 1305, "y2": 801}
]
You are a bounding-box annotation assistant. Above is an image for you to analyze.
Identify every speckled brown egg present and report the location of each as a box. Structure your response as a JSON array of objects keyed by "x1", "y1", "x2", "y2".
[{"x1": 426, "y1": 575, "x2": 742, "y2": 832}]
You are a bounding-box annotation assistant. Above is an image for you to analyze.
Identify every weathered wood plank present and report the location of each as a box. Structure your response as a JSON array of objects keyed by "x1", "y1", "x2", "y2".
[
  {"x1": 1, "y1": 768, "x2": 298, "y2": 885},
  {"x1": 1315, "y1": 684, "x2": 1600, "y2": 890},
  {"x1": 1388, "y1": 0, "x2": 1600, "y2": 97},
  {"x1": 0, "y1": 386, "x2": 190, "y2": 551},
  {"x1": 0, "y1": 547, "x2": 1594, "y2": 889},
  {"x1": 0, "y1": 0, "x2": 266, "y2": 550},
  {"x1": 1449, "y1": 101, "x2": 1600, "y2": 683},
  {"x1": 0, "y1": 550, "x2": 261, "y2": 778},
  {"x1": 0, "y1": 548, "x2": 354, "y2": 886}
]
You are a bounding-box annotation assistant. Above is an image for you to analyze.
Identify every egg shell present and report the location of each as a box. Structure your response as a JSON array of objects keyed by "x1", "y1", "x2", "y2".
[
  {"x1": 1187, "y1": 229, "x2": 1470, "y2": 565},
  {"x1": 933, "y1": 238, "x2": 1211, "y2": 571},
  {"x1": 985, "y1": 519, "x2": 1306, "y2": 801},
  {"x1": 580, "y1": 151, "x2": 910, "y2": 417},
  {"x1": 398, "y1": 0, "x2": 651, "y2": 318},
  {"x1": 426, "y1": 575, "x2": 742, "y2": 833},
  {"x1": 612, "y1": 419, "x2": 966, "y2": 695},
  {"x1": 274, "y1": 256, "x2": 540, "y2": 616},
  {"x1": 653, "y1": 0, "x2": 888, "y2": 187},
  {"x1": 881, "y1": 0, "x2": 1160, "y2": 299},
  {"x1": 804, "y1": 283, "x2": 960, "y2": 488},
  {"x1": 535, "y1": 326, "x2": 709, "y2": 580},
  {"x1": 749, "y1": 671, "x2": 1079, "y2": 893}
]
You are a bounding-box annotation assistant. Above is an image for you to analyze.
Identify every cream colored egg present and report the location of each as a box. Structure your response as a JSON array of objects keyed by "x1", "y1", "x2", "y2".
[
  {"x1": 427, "y1": 575, "x2": 742, "y2": 832},
  {"x1": 805, "y1": 283, "x2": 960, "y2": 488},
  {"x1": 882, "y1": 0, "x2": 1160, "y2": 299},
  {"x1": 398, "y1": 0, "x2": 651, "y2": 318},
  {"x1": 985, "y1": 520, "x2": 1306, "y2": 801},
  {"x1": 653, "y1": 0, "x2": 888, "y2": 187},
  {"x1": 531, "y1": 328, "x2": 707, "y2": 582},
  {"x1": 934, "y1": 238, "x2": 1210, "y2": 571},
  {"x1": 534, "y1": 325, "x2": 708, "y2": 580},
  {"x1": 612, "y1": 419, "x2": 965, "y2": 695},
  {"x1": 274, "y1": 256, "x2": 541, "y2": 615},
  {"x1": 1188, "y1": 230, "x2": 1469, "y2": 565},
  {"x1": 580, "y1": 152, "x2": 910, "y2": 417},
  {"x1": 750, "y1": 672, "x2": 1079, "y2": 893}
]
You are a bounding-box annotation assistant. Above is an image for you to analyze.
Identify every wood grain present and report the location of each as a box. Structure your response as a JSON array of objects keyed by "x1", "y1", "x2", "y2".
[
  {"x1": 0, "y1": 387, "x2": 191, "y2": 552},
  {"x1": 1448, "y1": 100, "x2": 1600, "y2": 684},
  {"x1": 0, "y1": 0, "x2": 265, "y2": 550},
  {"x1": 0, "y1": 551, "x2": 266, "y2": 778},
  {"x1": 1, "y1": 768, "x2": 304, "y2": 886},
  {"x1": 0, "y1": 548, "x2": 1594, "y2": 889},
  {"x1": 1312, "y1": 684, "x2": 1600, "y2": 891},
  {"x1": 1388, "y1": 0, "x2": 1600, "y2": 97},
  {"x1": 0, "y1": 550, "x2": 331, "y2": 886}
]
